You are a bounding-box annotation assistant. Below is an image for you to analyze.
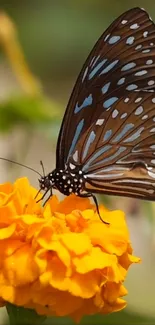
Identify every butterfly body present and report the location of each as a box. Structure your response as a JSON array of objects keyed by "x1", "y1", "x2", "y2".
[
  {"x1": 39, "y1": 167, "x2": 85, "y2": 196},
  {"x1": 38, "y1": 7, "x2": 155, "y2": 211}
]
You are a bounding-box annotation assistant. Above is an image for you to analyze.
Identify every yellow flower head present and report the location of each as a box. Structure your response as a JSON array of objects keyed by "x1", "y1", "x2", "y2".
[{"x1": 0, "y1": 177, "x2": 140, "y2": 322}]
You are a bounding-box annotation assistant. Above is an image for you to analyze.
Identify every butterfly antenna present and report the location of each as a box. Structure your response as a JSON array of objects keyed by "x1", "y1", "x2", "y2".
[
  {"x1": 40, "y1": 160, "x2": 45, "y2": 177},
  {"x1": 0, "y1": 157, "x2": 42, "y2": 177}
]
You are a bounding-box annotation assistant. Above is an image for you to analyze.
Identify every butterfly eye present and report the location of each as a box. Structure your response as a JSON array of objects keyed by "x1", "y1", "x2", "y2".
[{"x1": 38, "y1": 178, "x2": 45, "y2": 189}]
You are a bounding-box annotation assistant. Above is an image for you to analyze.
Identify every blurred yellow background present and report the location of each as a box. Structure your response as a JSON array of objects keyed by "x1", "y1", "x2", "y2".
[{"x1": 0, "y1": 0, "x2": 155, "y2": 324}]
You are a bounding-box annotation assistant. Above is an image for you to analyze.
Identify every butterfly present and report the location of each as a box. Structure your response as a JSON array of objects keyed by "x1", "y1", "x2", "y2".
[{"x1": 38, "y1": 7, "x2": 155, "y2": 221}]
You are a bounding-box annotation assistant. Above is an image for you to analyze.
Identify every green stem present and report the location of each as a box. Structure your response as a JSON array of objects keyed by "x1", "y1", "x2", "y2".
[{"x1": 6, "y1": 303, "x2": 46, "y2": 325}]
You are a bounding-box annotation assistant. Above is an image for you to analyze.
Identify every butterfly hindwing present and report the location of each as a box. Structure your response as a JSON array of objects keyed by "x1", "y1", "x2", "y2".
[
  {"x1": 67, "y1": 91, "x2": 155, "y2": 200},
  {"x1": 56, "y1": 7, "x2": 155, "y2": 170}
]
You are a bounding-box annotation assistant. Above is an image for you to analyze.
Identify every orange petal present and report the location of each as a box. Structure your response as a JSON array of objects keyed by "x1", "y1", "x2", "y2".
[
  {"x1": 73, "y1": 247, "x2": 117, "y2": 273},
  {"x1": 3, "y1": 244, "x2": 40, "y2": 286},
  {"x1": 60, "y1": 233, "x2": 92, "y2": 255},
  {"x1": 57, "y1": 194, "x2": 92, "y2": 214},
  {"x1": 0, "y1": 223, "x2": 16, "y2": 239},
  {"x1": 68, "y1": 272, "x2": 100, "y2": 298}
]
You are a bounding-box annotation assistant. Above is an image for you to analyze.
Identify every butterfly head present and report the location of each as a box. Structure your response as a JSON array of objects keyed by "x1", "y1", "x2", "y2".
[{"x1": 38, "y1": 174, "x2": 54, "y2": 192}]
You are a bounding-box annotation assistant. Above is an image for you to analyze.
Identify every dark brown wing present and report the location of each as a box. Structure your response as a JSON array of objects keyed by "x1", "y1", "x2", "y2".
[{"x1": 56, "y1": 7, "x2": 155, "y2": 170}]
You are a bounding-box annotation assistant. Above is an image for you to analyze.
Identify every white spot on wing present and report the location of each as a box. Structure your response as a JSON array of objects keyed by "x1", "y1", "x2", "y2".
[
  {"x1": 148, "y1": 80, "x2": 154, "y2": 86},
  {"x1": 142, "y1": 115, "x2": 148, "y2": 120},
  {"x1": 135, "y1": 45, "x2": 142, "y2": 50},
  {"x1": 143, "y1": 31, "x2": 148, "y2": 37},
  {"x1": 142, "y1": 49, "x2": 151, "y2": 53},
  {"x1": 121, "y1": 19, "x2": 127, "y2": 24},
  {"x1": 126, "y1": 36, "x2": 135, "y2": 45},
  {"x1": 96, "y1": 119, "x2": 104, "y2": 126},
  {"x1": 112, "y1": 109, "x2": 119, "y2": 118},
  {"x1": 124, "y1": 97, "x2": 129, "y2": 103},
  {"x1": 152, "y1": 98, "x2": 155, "y2": 103},
  {"x1": 135, "y1": 97, "x2": 142, "y2": 103},
  {"x1": 108, "y1": 36, "x2": 120, "y2": 44},
  {"x1": 130, "y1": 23, "x2": 139, "y2": 29},
  {"x1": 73, "y1": 150, "x2": 78, "y2": 162},
  {"x1": 150, "y1": 127, "x2": 155, "y2": 133},
  {"x1": 90, "y1": 56, "x2": 96, "y2": 66},
  {"x1": 121, "y1": 112, "x2": 127, "y2": 119},
  {"x1": 104, "y1": 33, "x2": 110, "y2": 42},
  {"x1": 82, "y1": 66, "x2": 88, "y2": 82},
  {"x1": 135, "y1": 106, "x2": 143, "y2": 115},
  {"x1": 146, "y1": 59, "x2": 153, "y2": 65}
]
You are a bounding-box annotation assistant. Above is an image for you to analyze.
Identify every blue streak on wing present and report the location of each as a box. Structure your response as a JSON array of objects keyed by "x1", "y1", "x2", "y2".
[
  {"x1": 103, "y1": 97, "x2": 118, "y2": 109},
  {"x1": 103, "y1": 129, "x2": 112, "y2": 141},
  {"x1": 74, "y1": 94, "x2": 93, "y2": 114},
  {"x1": 82, "y1": 131, "x2": 96, "y2": 160},
  {"x1": 126, "y1": 84, "x2": 138, "y2": 91},
  {"x1": 68, "y1": 119, "x2": 84, "y2": 158},
  {"x1": 91, "y1": 146, "x2": 127, "y2": 167},
  {"x1": 86, "y1": 172, "x2": 124, "y2": 179},
  {"x1": 100, "y1": 60, "x2": 119, "y2": 75},
  {"x1": 121, "y1": 62, "x2": 136, "y2": 71},
  {"x1": 123, "y1": 127, "x2": 144, "y2": 143},
  {"x1": 112, "y1": 123, "x2": 134, "y2": 143},
  {"x1": 89, "y1": 59, "x2": 107, "y2": 80},
  {"x1": 82, "y1": 145, "x2": 112, "y2": 171},
  {"x1": 102, "y1": 82, "x2": 111, "y2": 94},
  {"x1": 117, "y1": 77, "x2": 125, "y2": 85}
]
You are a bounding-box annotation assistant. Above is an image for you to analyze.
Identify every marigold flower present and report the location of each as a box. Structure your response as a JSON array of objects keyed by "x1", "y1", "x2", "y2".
[{"x1": 0, "y1": 177, "x2": 140, "y2": 322}]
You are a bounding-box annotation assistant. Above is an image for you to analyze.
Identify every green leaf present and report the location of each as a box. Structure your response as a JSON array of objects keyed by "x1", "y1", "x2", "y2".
[
  {"x1": 0, "y1": 95, "x2": 62, "y2": 132},
  {"x1": 6, "y1": 303, "x2": 46, "y2": 325}
]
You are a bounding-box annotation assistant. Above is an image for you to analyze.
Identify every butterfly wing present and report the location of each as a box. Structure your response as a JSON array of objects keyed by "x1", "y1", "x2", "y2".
[
  {"x1": 68, "y1": 91, "x2": 155, "y2": 200},
  {"x1": 56, "y1": 7, "x2": 155, "y2": 169}
]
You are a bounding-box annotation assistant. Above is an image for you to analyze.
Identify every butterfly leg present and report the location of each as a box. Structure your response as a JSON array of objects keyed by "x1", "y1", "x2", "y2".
[
  {"x1": 36, "y1": 188, "x2": 53, "y2": 205},
  {"x1": 36, "y1": 189, "x2": 49, "y2": 203},
  {"x1": 79, "y1": 192, "x2": 109, "y2": 225},
  {"x1": 42, "y1": 188, "x2": 53, "y2": 207}
]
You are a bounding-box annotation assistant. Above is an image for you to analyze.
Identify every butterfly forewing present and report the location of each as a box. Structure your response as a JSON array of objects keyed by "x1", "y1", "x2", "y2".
[{"x1": 56, "y1": 7, "x2": 155, "y2": 170}]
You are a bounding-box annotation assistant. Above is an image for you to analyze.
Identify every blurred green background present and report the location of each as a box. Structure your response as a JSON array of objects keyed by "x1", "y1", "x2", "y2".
[{"x1": 0, "y1": 0, "x2": 155, "y2": 324}]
